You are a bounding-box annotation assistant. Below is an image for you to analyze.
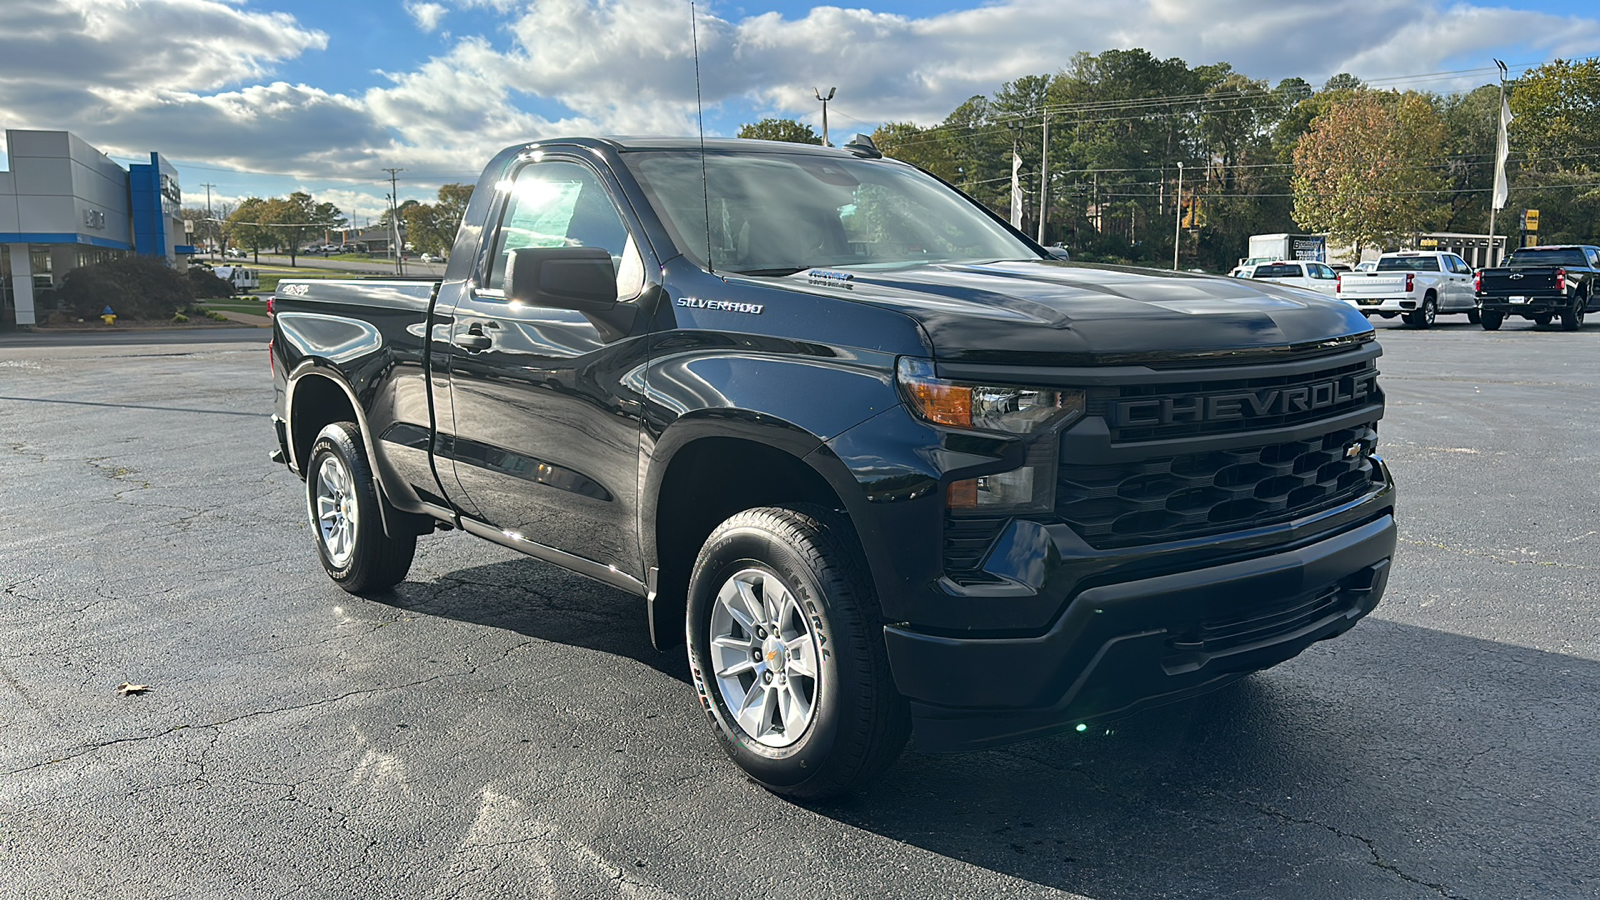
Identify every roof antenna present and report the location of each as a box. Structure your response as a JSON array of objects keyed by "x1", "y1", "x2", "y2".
[{"x1": 691, "y1": 0, "x2": 713, "y2": 274}]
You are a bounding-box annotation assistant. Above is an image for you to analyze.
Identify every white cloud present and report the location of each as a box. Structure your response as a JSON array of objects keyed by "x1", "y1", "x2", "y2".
[
  {"x1": 406, "y1": 1, "x2": 448, "y2": 33},
  {"x1": 3, "y1": 0, "x2": 1599, "y2": 199}
]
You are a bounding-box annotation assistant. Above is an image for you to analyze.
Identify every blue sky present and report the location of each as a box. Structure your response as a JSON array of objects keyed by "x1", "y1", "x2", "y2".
[{"x1": 2, "y1": 0, "x2": 1598, "y2": 227}]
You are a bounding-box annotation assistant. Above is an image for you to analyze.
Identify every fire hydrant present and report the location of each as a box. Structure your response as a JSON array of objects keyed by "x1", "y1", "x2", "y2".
[{"x1": 100, "y1": 305, "x2": 116, "y2": 325}]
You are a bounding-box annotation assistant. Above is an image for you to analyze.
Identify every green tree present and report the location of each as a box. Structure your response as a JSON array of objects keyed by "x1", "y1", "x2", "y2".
[
  {"x1": 227, "y1": 197, "x2": 272, "y2": 262},
  {"x1": 1292, "y1": 90, "x2": 1448, "y2": 254},
  {"x1": 737, "y1": 118, "x2": 823, "y2": 144},
  {"x1": 872, "y1": 121, "x2": 958, "y2": 181}
]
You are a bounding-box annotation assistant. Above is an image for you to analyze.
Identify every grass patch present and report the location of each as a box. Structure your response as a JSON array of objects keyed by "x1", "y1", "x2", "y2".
[{"x1": 199, "y1": 298, "x2": 271, "y2": 316}]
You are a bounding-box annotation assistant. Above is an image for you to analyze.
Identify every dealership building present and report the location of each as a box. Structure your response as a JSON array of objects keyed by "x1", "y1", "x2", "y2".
[{"x1": 0, "y1": 129, "x2": 189, "y2": 327}]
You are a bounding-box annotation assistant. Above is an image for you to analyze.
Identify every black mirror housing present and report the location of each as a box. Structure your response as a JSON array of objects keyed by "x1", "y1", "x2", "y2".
[{"x1": 506, "y1": 246, "x2": 617, "y2": 312}]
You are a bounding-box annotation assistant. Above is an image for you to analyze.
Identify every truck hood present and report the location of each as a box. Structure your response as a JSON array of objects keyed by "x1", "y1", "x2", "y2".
[{"x1": 781, "y1": 260, "x2": 1374, "y2": 366}]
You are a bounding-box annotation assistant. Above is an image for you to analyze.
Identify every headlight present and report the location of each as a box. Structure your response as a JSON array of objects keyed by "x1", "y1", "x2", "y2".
[{"x1": 896, "y1": 357, "x2": 1085, "y2": 434}]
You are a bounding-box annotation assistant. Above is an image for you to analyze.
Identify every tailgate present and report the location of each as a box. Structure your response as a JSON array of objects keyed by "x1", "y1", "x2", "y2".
[
  {"x1": 1338, "y1": 274, "x2": 1408, "y2": 297},
  {"x1": 1481, "y1": 269, "x2": 1560, "y2": 294}
]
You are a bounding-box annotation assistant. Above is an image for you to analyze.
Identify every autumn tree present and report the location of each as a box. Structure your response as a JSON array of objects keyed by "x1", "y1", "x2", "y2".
[
  {"x1": 1292, "y1": 90, "x2": 1447, "y2": 253},
  {"x1": 401, "y1": 183, "x2": 475, "y2": 257},
  {"x1": 737, "y1": 118, "x2": 823, "y2": 144},
  {"x1": 264, "y1": 192, "x2": 345, "y2": 266}
]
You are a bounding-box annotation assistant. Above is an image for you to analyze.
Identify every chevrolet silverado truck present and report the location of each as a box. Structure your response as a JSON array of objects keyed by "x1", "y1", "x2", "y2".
[
  {"x1": 1335, "y1": 250, "x2": 1477, "y2": 327},
  {"x1": 269, "y1": 137, "x2": 1397, "y2": 797},
  {"x1": 1474, "y1": 244, "x2": 1600, "y2": 331}
]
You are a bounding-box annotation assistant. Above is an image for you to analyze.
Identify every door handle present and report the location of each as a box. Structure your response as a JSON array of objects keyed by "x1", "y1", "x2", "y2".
[{"x1": 454, "y1": 324, "x2": 493, "y2": 351}]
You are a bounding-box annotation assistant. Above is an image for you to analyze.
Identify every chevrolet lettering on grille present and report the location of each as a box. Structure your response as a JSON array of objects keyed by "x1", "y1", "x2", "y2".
[{"x1": 1111, "y1": 370, "x2": 1379, "y2": 426}]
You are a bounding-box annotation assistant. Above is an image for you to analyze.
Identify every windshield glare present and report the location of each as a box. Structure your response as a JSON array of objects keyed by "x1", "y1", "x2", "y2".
[{"x1": 629, "y1": 150, "x2": 1037, "y2": 273}]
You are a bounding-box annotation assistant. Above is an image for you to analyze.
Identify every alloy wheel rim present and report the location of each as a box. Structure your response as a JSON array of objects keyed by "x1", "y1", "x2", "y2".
[
  {"x1": 708, "y1": 567, "x2": 821, "y2": 748},
  {"x1": 315, "y1": 456, "x2": 358, "y2": 567}
]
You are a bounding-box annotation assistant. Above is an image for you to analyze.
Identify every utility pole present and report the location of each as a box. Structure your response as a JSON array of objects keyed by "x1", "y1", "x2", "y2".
[
  {"x1": 813, "y1": 87, "x2": 836, "y2": 147},
  {"x1": 1037, "y1": 114, "x2": 1049, "y2": 245},
  {"x1": 1173, "y1": 162, "x2": 1184, "y2": 270},
  {"x1": 383, "y1": 168, "x2": 405, "y2": 275},
  {"x1": 200, "y1": 182, "x2": 216, "y2": 255},
  {"x1": 1488, "y1": 59, "x2": 1509, "y2": 267}
]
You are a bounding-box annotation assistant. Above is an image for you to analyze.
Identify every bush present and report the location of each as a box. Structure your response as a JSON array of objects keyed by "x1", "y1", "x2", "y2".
[
  {"x1": 187, "y1": 266, "x2": 234, "y2": 298},
  {"x1": 58, "y1": 256, "x2": 195, "y2": 320},
  {"x1": 172, "y1": 312, "x2": 189, "y2": 323}
]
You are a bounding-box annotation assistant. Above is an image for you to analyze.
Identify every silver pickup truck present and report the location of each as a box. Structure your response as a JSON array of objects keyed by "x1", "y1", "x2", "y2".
[{"x1": 1335, "y1": 251, "x2": 1478, "y2": 328}]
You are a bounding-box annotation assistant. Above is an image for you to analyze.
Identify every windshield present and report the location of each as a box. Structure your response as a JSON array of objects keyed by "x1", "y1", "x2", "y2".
[
  {"x1": 628, "y1": 150, "x2": 1037, "y2": 273},
  {"x1": 1376, "y1": 256, "x2": 1441, "y2": 272},
  {"x1": 1505, "y1": 248, "x2": 1588, "y2": 267},
  {"x1": 1252, "y1": 264, "x2": 1303, "y2": 278}
]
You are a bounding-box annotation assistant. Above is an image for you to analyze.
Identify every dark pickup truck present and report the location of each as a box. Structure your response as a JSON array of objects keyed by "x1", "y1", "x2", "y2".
[
  {"x1": 1475, "y1": 244, "x2": 1600, "y2": 330},
  {"x1": 270, "y1": 136, "x2": 1396, "y2": 797}
]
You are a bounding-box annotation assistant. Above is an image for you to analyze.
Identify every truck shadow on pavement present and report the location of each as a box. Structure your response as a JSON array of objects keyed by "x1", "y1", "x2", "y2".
[{"x1": 378, "y1": 557, "x2": 1597, "y2": 898}]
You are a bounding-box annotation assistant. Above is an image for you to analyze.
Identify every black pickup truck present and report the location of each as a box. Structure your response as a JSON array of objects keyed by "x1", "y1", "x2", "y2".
[
  {"x1": 270, "y1": 136, "x2": 1396, "y2": 797},
  {"x1": 1475, "y1": 244, "x2": 1600, "y2": 330}
]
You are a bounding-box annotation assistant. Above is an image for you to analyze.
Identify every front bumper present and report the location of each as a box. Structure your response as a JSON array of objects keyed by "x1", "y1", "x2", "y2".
[{"x1": 887, "y1": 509, "x2": 1395, "y2": 752}]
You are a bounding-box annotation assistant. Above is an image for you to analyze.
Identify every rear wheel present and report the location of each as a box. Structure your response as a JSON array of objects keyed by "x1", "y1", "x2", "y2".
[
  {"x1": 1404, "y1": 295, "x2": 1437, "y2": 328},
  {"x1": 306, "y1": 422, "x2": 416, "y2": 593},
  {"x1": 686, "y1": 505, "x2": 910, "y2": 798},
  {"x1": 1467, "y1": 307, "x2": 1481, "y2": 325},
  {"x1": 1561, "y1": 295, "x2": 1586, "y2": 331},
  {"x1": 1480, "y1": 310, "x2": 1504, "y2": 331}
]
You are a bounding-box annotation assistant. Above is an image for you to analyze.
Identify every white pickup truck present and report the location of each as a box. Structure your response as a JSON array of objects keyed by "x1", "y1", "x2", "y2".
[{"x1": 1334, "y1": 250, "x2": 1477, "y2": 328}]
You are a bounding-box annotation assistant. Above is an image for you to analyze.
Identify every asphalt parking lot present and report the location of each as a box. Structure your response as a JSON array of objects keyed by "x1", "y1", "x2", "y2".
[{"x1": 1, "y1": 318, "x2": 1596, "y2": 899}]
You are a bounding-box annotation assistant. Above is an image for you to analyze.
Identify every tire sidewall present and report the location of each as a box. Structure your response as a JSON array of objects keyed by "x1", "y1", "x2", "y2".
[
  {"x1": 306, "y1": 423, "x2": 377, "y2": 585},
  {"x1": 686, "y1": 522, "x2": 848, "y2": 791}
]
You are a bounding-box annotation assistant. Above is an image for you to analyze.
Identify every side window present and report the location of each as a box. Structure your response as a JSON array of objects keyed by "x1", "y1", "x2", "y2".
[
  {"x1": 1449, "y1": 255, "x2": 1469, "y2": 274},
  {"x1": 1313, "y1": 263, "x2": 1334, "y2": 279},
  {"x1": 484, "y1": 160, "x2": 645, "y2": 300},
  {"x1": 1587, "y1": 248, "x2": 1600, "y2": 268}
]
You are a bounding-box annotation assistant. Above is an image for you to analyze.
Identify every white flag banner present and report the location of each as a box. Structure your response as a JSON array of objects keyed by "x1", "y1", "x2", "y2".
[
  {"x1": 1493, "y1": 96, "x2": 1513, "y2": 210},
  {"x1": 1011, "y1": 145, "x2": 1024, "y2": 228}
]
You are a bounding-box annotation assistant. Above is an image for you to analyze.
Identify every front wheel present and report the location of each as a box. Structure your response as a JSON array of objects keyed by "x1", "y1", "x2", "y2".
[
  {"x1": 686, "y1": 505, "x2": 910, "y2": 798},
  {"x1": 1481, "y1": 310, "x2": 1504, "y2": 331},
  {"x1": 306, "y1": 422, "x2": 416, "y2": 593}
]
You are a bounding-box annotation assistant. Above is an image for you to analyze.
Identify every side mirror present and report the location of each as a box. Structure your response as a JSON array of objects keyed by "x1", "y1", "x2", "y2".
[{"x1": 506, "y1": 246, "x2": 617, "y2": 312}]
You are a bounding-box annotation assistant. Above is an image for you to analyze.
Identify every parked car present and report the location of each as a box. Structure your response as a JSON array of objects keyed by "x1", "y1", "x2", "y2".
[
  {"x1": 1353, "y1": 261, "x2": 1377, "y2": 273},
  {"x1": 1249, "y1": 260, "x2": 1340, "y2": 297},
  {"x1": 269, "y1": 136, "x2": 1396, "y2": 797},
  {"x1": 1335, "y1": 250, "x2": 1477, "y2": 327},
  {"x1": 1474, "y1": 244, "x2": 1600, "y2": 331},
  {"x1": 419, "y1": 253, "x2": 443, "y2": 263}
]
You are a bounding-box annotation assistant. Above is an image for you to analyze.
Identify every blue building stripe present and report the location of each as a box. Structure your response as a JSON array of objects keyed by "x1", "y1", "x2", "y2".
[{"x1": 0, "y1": 232, "x2": 132, "y2": 250}]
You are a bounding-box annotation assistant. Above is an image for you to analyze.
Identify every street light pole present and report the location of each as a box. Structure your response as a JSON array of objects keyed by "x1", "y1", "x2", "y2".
[
  {"x1": 1173, "y1": 162, "x2": 1183, "y2": 270},
  {"x1": 813, "y1": 87, "x2": 836, "y2": 147}
]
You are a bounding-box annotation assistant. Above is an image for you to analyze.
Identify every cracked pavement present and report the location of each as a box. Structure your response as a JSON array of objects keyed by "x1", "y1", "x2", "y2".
[{"x1": 0, "y1": 324, "x2": 1596, "y2": 899}]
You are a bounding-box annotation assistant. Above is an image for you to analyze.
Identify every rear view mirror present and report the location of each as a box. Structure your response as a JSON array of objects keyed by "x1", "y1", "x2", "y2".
[{"x1": 506, "y1": 246, "x2": 616, "y2": 312}]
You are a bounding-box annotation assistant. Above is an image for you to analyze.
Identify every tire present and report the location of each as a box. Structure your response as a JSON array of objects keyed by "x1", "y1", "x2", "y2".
[
  {"x1": 1378, "y1": 312, "x2": 1397, "y2": 319},
  {"x1": 1561, "y1": 295, "x2": 1586, "y2": 331},
  {"x1": 1404, "y1": 295, "x2": 1437, "y2": 328},
  {"x1": 1467, "y1": 307, "x2": 1481, "y2": 325},
  {"x1": 305, "y1": 422, "x2": 416, "y2": 593},
  {"x1": 1533, "y1": 313, "x2": 1553, "y2": 327},
  {"x1": 686, "y1": 505, "x2": 910, "y2": 798},
  {"x1": 1480, "y1": 310, "x2": 1503, "y2": 331}
]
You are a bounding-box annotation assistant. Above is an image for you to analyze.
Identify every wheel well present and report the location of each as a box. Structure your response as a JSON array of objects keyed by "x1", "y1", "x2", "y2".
[
  {"x1": 651, "y1": 437, "x2": 846, "y2": 645},
  {"x1": 289, "y1": 374, "x2": 358, "y2": 474}
]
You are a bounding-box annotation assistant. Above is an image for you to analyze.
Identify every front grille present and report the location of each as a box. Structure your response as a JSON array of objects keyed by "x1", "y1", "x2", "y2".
[
  {"x1": 1056, "y1": 425, "x2": 1378, "y2": 550},
  {"x1": 1167, "y1": 583, "x2": 1344, "y2": 656},
  {"x1": 1088, "y1": 357, "x2": 1380, "y2": 443}
]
